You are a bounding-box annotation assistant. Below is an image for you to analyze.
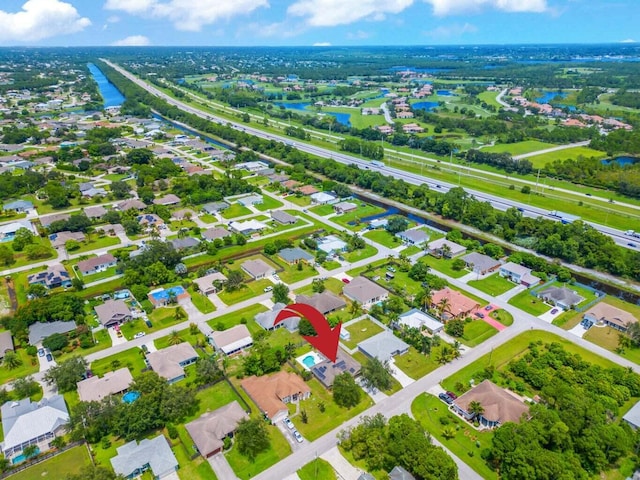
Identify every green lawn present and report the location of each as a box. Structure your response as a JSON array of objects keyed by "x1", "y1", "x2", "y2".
[
  {"x1": 76, "y1": 265, "x2": 119, "y2": 283},
  {"x1": 208, "y1": 304, "x2": 268, "y2": 331},
  {"x1": 286, "y1": 195, "x2": 311, "y2": 207},
  {"x1": 524, "y1": 146, "x2": 607, "y2": 168},
  {"x1": 467, "y1": 274, "x2": 516, "y2": 297},
  {"x1": 419, "y1": 255, "x2": 467, "y2": 278},
  {"x1": 225, "y1": 425, "x2": 291, "y2": 480},
  {"x1": 490, "y1": 309, "x2": 513, "y2": 326},
  {"x1": 393, "y1": 347, "x2": 439, "y2": 380},
  {"x1": 343, "y1": 244, "x2": 378, "y2": 263},
  {"x1": 309, "y1": 204, "x2": 335, "y2": 216},
  {"x1": 584, "y1": 326, "x2": 640, "y2": 365},
  {"x1": 79, "y1": 277, "x2": 126, "y2": 300},
  {"x1": 298, "y1": 459, "x2": 336, "y2": 480},
  {"x1": 461, "y1": 320, "x2": 498, "y2": 347},
  {"x1": 332, "y1": 205, "x2": 386, "y2": 231},
  {"x1": 483, "y1": 140, "x2": 554, "y2": 156},
  {"x1": 200, "y1": 213, "x2": 218, "y2": 224},
  {"x1": 90, "y1": 347, "x2": 147, "y2": 377},
  {"x1": 508, "y1": 289, "x2": 550, "y2": 316},
  {"x1": 292, "y1": 378, "x2": 373, "y2": 441},
  {"x1": 342, "y1": 319, "x2": 385, "y2": 350},
  {"x1": 73, "y1": 235, "x2": 120, "y2": 254},
  {"x1": 254, "y1": 195, "x2": 284, "y2": 211},
  {"x1": 322, "y1": 260, "x2": 341, "y2": 271},
  {"x1": 363, "y1": 229, "x2": 401, "y2": 248},
  {"x1": 295, "y1": 277, "x2": 344, "y2": 296},
  {"x1": 8, "y1": 445, "x2": 93, "y2": 480},
  {"x1": 221, "y1": 203, "x2": 252, "y2": 219},
  {"x1": 412, "y1": 393, "x2": 496, "y2": 480},
  {"x1": 55, "y1": 329, "x2": 112, "y2": 364},
  {"x1": 0, "y1": 346, "x2": 38, "y2": 386},
  {"x1": 217, "y1": 279, "x2": 273, "y2": 305},
  {"x1": 118, "y1": 307, "x2": 185, "y2": 339},
  {"x1": 154, "y1": 327, "x2": 209, "y2": 351},
  {"x1": 278, "y1": 263, "x2": 318, "y2": 285},
  {"x1": 188, "y1": 286, "x2": 216, "y2": 314}
]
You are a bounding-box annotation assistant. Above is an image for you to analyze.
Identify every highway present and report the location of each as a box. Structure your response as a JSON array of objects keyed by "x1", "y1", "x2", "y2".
[{"x1": 102, "y1": 60, "x2": 637, "y2": 252}]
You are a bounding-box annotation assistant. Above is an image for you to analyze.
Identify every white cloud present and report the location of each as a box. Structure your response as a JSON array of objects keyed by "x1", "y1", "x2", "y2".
[
  {"x1": 105, "y1": 0, "x2": 269, "y2": 31},
  {"x1": 0, "y1": 0, "x2": 91, "y2": 43},
  {"x1": 288, "y1": 0, "x2": 413, "y2": 26},
  {"x1": 107, "y1": 15, "x2": 121, "y2": 23},
  {"x1": 620, "y1": 38, "x2": 636, "y2": 43},
  {"x1": 313, "y1": 42, "x2": 331, "y2": 46},
  {"x1": 424, "y1": 22, "x2": 477, "y2": 38},
  {"x1": 112, "y1": 35, "x2": 150, "y2": 46},
  {"x1": 425, "y1": 0, "x2": 548, "y2": 16}
]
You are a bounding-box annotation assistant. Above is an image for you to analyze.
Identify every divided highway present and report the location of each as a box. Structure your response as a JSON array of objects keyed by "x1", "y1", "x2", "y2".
[{"x1": 102, "y1": 60, "x2": 636, "y2": 250}]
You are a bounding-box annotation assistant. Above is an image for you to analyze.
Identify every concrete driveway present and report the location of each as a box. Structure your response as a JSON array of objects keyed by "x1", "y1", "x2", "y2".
[
  {"x1": 276, "y1": 419, "x2": 305, "y2": 451},
  {"x1": 208, "y1": 453, "x2": 239, "y2": 480}
]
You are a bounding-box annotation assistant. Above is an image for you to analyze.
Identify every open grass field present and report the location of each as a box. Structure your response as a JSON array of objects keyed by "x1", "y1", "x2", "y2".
[
  {"x1": 467, "y1": 274, "x2": 516, "y2": 297},
  {"x1": 392, "y1": 346, "x2": 439, "y2": 380},
  {"x1": 490, "y1": 309, "x2": 513, "y2": 326},
  {"x1": 298, "y1": 459, "x2": 336, "y2": 480},
  {"x1": 477, "y1": 90, "x2": 501, "y2": 109},
  {"x1": 254, "y1": 195, "x2": 284, "y2": 212},
  {"x1": 525, "y1": 146, "x2": 607, "y2": 168},
  {"x1": 363, "y1": 229, "x2": 401, "y2": 248},
  {"x1": 483, "y1": 140, "x2": 554, "y2": 156},
  {"x1": 8, "y1": 445, "x2": 93, "y2": 480},
  {"x1": 225, "y1": 425, "x2": 291, "y2": 480},
  {"x1": 90, "y1": 347, "x2": 147, "y2": 377},
  {"x1": 220, "y1": 203, "x2": 252, "y2": 219},
  {"x1": 342, "y1": 318, "x2": 385, "y2": 350},
  {"x1": 332, "y1": 204, "x2": 386, "y2": 232},
  {"x1": 73, "y1": 235, "x2": 120, "y2": 254},
  {"x1": 292, "y1": 378, "x2": 373, "y2": 441},
  {"x1": 584, "y1": 325, "x2": 640, "y2": 365},
  {"x1": 412, "y1": 393, "x2": 496, "y2": 480},
  {"x1": 208, "y1": 304, "x2": 268, "y2": 331},
  {"x1": 217, "y1": 278, "x2": 273, "y2": 305},
  {"x1": 460, "y1": 320, "x2": 498, "y2": 347},
  {"x1": 419, "y1": 255, "x2": 467, "y2": 278},
  {"x1": 309, "y1": 204, "x2": 334, "y2": 216},
  {"x1": 343, "y1": 244, "x2": 378, "y2": 263},
  {"x1": 0, "y1": 346, "x2": 38, "y2": 386}
]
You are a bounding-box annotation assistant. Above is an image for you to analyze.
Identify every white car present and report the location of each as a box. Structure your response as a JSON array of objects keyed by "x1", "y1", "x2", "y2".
[
  {"x1": 133, "y1": 332, "x2": 146, "y2": 339},
  {"x1": 284, "y1": 418, "x2": 294, "y2": 430},
  {"x1": 293, "y1": 430, "x2": 303, "y2": 443},
  {"x1": 263, "y1": 286, "x2": 273, "y2": 293}
]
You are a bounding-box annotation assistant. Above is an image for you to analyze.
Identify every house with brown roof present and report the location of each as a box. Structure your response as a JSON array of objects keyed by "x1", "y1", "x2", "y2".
[
  {"x1": 194, "y1": 272, "x2": 227, "y2": 295},
  {"x1": 77, "y1": 253, "x2": 116, "y2": 276},
  {"x1": 431, "y1": 287, "x2": 479, "y2": 320},
  {"x1": 427, "y1": 238, "x2": 466, "y2": 258},
  {"x1": 452, "y1": 380, "x2": 529, "y2": 429},
  {"x1": 185, "y1": 401, "x2": 249, "y2": 457},
  {"x1": 343, "y1": 276, "x2": 389, "y2": 308},
  {"x1": 77, "y1": 368, "x2": 134, "y2": 403},
  {"x1": 333, "y1": 201, "x2": 357, "y2": 214},
  {"x1": 241, "y1": 371, "x2": 311, "y2": 423},
  {"x1": 83, "y1": 205, "x2": 108, "y2": 220},
  {"x1": 211, "y1": 325, "x2": 253, "y2": 356},
  {"x1": 116, "y1": 199, "x2": 146, "y2": 212},
  {"x1": 297, "y1": 185, "x2": 319, "y2": 196},
  {"x1": 583, "y1": 303, "x2": 638, "y2": 333},
  {"x1": 296, "y1": 291, "x2": 346, "y2": 315},
  {"x1": 146, "y1": 343, "x2": 199, "y2": 384},
  {"x1": 153, "y1": 194, "x2": 181, "y2": 206},
  {"x1": 94, "y1": 299, "x2": 132, "y2": 328}
]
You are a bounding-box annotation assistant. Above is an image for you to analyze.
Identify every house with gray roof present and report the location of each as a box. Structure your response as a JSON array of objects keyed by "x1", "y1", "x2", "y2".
[
  {"x1": 624, "y1": 399, "x2": 640, "y2": 429},
  {"x1": 537, "y1": 286, "x2": 584, "y2": 310},
  {"x1": 194, "y1": 271, "x2": 227, "y2": 295},
  {"x1": 28, "y1": 321, "x2": 77, "y2": 345},
  {"x1": 116, "y1": 199, "x2": 146, "y2": 212},
  {"x1": 358, "y1": 331, "x2": 409, "y2": 363},
  {"x1": 396, "y1": 228, "x2": 430, "y2": 246},
  {"x1": 278, "y1": 247, "x2": 314, "y2": 264},
  {"x1": 343, "y1": 276, "x2": 389, "y2": 308},
  {"x1": 146, "y1": 343, "x2": 199, "y2": 383},
  {"x1": 77, "y1": 368, "x2": 134, "y2": 403},
  {"x1": 0, "y1": 331, "x2": 14, "y2": 358},
  {"x1": 461, "y1": 252, "x2": 501, "y2": 275},
  {"x1": 241, "y1": 258, "x2": 275, "y2": 279},
  {"x1": 27, "y1": 264, "x2": 71, "y2": 289},
  {"x1": 427, "y1": 238, "x2": 466, "y2": 258},
  {"x1": 77, "y1": 253, "x2": 117, "y2": 276},
  {"x1": 186, "y1": 401, "x2": 249, "y2": 458},
  {"x1": 83, "y1": 205, "x2": 108, "y2": 220},
  {"x1": 3, "y1": 200, "x2": 33, "y2": 213},
  {"x1": 0, "y1": 220, "x2": 36, "y2": 241},
  {"x1": 499, "y1": 262, "x2": 540, "y2": 287},
  {"x1": 39, "y1": 213, "x2": 71, "y2": 228},
  {"x1": 398, "y1": 308, "x2": 443, "y2": 334},
  {"x1": 153, "y1": 194, "x2": 181, "y2": 206},
  {"x1": 201, "y1": 201, "x2": 229, "y2": 214},
  {"x1": 170, "y1": 237, "x2": 200, "y2": 251},
  {"x1": 389, "y1": 466, "x2": 416, "y2": 480},
  {"x1": 271, "y1": 210, "x2": 297, "y2": 225},
  {"x1": 317, "y1": 235, "x2": 348, "y2": 254},
  {"x1": 296, "y1": 291, "x2": 346, "y2": 315},
  {"x1": 311, "y1": 349, "x2": 360, "y2": 388},
  {"x1": 95, "y1": 299, "x2": 132, "y2": 328},
  {"x1": 111, "y1": 435, "x2": 178, "y2": 479},
  {"x1": 202, "y1": 227, "x2": 232, "y2": 241},
  {"x1": 333, "y1": 201, "x2": 357, "y2": 214},
  {"x1": 237, "y1": 194, "x2": 263, "y2": 206},
  {"x1": 1, "y1": 395, "x2": 69, "y2": 462},
  {"x1": 211, "y1": 325, "x2": 253, "y2": 356},
  {"x1": 256, "y1": 303, "x2": 299, "y2": 332},
  {"x1": 49, "y1": 231, "x2": 85, "y2": 249}
]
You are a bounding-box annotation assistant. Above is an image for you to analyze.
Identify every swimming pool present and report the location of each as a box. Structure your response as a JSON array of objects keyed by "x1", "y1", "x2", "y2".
[
  {"x1": 149, "y1": 286, "x2": 186, "y2": 302},
  {"x1": 12, "y1": 447, "x2": 40, "y2": 464},
  {"x1": 122, "y1": 391, "x2": 140, "y2": 404},
  {"x1": 296, "y1": 351, "x2": 323, "y2": 370}
]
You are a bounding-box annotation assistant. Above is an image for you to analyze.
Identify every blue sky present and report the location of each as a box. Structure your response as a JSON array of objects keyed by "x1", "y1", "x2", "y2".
[{"x1": 0, "y1": 0, "x2": 636, "y2": 47}]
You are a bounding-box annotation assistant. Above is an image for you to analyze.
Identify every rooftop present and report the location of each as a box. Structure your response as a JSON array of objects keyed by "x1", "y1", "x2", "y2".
[
  {"x1": 241, "y1": 371, "x2": 310, "y2": 420},
  {"x1": 358, "y1": 330, "x2": 409, "y2": 362},
  {"x1": 185, "y1": 401, "x2": 248, "y2": 456},
  {"x1": 77, "y1": 368, "x2": 133, "y2": 403},
  {"x1": 455, "y1": 380, "x2": 529, "y2": 424},
  {"x1": 211, "y1": 325, "x2": 253, "y2": 355},
  {"x1": 147, "y1": 343, "x2": 198, "y2": 381}
]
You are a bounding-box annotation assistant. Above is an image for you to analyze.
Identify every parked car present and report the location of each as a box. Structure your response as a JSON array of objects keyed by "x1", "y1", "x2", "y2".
[
  {"x1": 284, "y1": 418, "x2": 294, "y2": 430},
  {"x1": 140, "y1": 344, "x2": 149, "y2": 354},
  {"x1": 446, "y1": 391, "x2": 458, "y2": 400},
  {"x1": 438, "y1": 393, "x2": 453, "y2": 405},
  {"x1": 628, "y1": 243, "x2": 638, "y2": 248},
  {"x1": 550, "y1": 308, "x2": 559, "y2": 314},
  {"x1": 484, "y1": 305, "x2": 493, "y2": 311},
  {"x1": 145, "y1": 319, "x2": 153, "y2": 328},
  {"x1": 37, "y1": 348, "x2": 45, "y2": 357},
  {"x1": 475, "y1": 312, "x2": 485, "y2": 319},
  {"x1": 273, "y1": 273, "x2": 280, "y2": 280},
  {"x1": 341, "y1": 278, "x2": 350, "y2": 284},
  {"x1": 293, "y1": 430, "x2": 303, "y2": 443},
  {"x1": 134, "y1": 332, "x2": 146, "y2": 339},
  {"x1": 46, "y1": 353, "x2": 53, "y2": 362},
  {"x1": 263, "y1": 286, "x2": 273, "y2": 293}
]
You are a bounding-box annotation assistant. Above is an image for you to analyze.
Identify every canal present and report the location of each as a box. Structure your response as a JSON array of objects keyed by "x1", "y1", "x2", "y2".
[{"x1": 87, "y1": 63, "x2": 125, "y2": 108}]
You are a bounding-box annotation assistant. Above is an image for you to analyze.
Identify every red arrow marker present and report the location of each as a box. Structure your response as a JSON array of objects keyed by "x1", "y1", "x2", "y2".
[{"x1": 274, "y1": 303, "x2": 342, "y2": 363}]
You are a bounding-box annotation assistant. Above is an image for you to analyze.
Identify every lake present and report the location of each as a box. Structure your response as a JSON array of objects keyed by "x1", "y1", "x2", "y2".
[
  {"x1": 87, "y1": 63, "x2": 125, "y2": 108},
  {"x1": 412, "y1": 101, "x2": 439, "y2": 112},
  {"x1": 602, "y1": 156, "x2": 639, "y2": 166},
  {"x1": 274, "y1": 102, "x2": 351, "y2": 127},
  {"x1": 536, "y1": 91, "x2": 568, "y2": 104},
  {"x1": 436, "y1": 90, "x2": 455, "y2": 96}
]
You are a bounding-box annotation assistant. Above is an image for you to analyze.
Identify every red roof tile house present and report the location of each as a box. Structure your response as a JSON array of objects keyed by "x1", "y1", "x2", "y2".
[
  {"x1": 241, "y1": 371, "x2": 311, "y2": 424},
  {"x1": 431, "y1": 287, "x2": 480, "y2": 320}
]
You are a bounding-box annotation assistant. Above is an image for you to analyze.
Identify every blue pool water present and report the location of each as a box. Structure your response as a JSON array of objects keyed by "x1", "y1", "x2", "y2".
[
  {"x1": 150, "y1": 286, "x2": 186, "y2": 302},
  {"x1": 274, "y1": 102, "x2": 351, "y2": 127},
  {"x1": 12, "y1": 447, "x2": 40, "y2": 464},
  {"x1": 87, "y1": 63, "x2": 125, "y2": 108},
  {"x1": 302, "y1": 355, "x2": 317, "y2": 368},
  {"x1": 123, "y1": 391, "x2": 141, "y2": 404},
  {"x1": 412, "y1": 101, "x2": 439, "y2": 112}
]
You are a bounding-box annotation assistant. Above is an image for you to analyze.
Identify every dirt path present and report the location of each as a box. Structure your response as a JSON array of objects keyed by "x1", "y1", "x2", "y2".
[{"x1": 5, "y1": 277, "x2": 18, "y2": 312}]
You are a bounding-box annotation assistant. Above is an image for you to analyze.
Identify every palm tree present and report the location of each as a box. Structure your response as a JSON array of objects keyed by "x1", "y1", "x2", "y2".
[
  {"x1": 452, "y1": 341, "x2": 462, "y2": 359},
  {"x1": 442, "y1": 425, "x2": 456, "y2": 439},
  {"x1": 3, "y1": 351, "x2": 22, "y2": 370},
  {"x1": 441, "y1": 244, "x2": 452, "y2": 259},
  {"x1": 23, "y1": 445, "x2": 38, "y2": 460},
  {"x1": 350, "y1": 301, "x2": 361, "y2": 317},
  {"x1": 168, "y1": 330, "x2": 183, "y2": 346},
  {"x1": 468, "y1": 401, "x2": 485, "y2": 421},
  {"x1": 417, "y1": 288, "x2": 432, "y2": 312},
  {"x1": 438, "y1": 298, "x2": 451, "y2": 320}
]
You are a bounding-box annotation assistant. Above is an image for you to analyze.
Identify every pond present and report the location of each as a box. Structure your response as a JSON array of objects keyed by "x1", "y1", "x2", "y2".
[
  {"x1": 536, "y1": 91, "x2": 568, "y2": 104},
  {"x1": 602, "y1": 156, "x2": 639, "y2": 166},
  {"x1": 87, "y1": 63, "x2": 125, "y2": 108},
  {"x1": 412, "y1": 101, "x2": 439, "y2": 112},
  {"x1": 274, "y1": 102, "x2": 351, "y2": 127}
]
